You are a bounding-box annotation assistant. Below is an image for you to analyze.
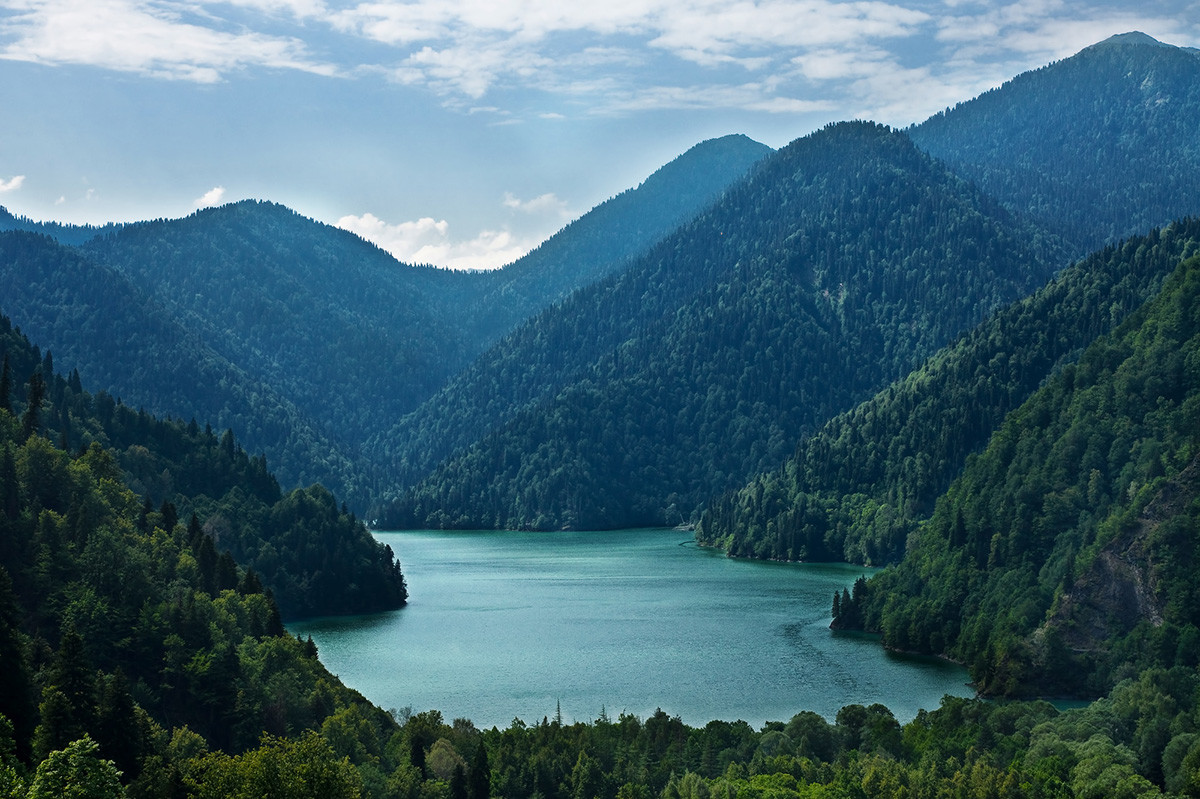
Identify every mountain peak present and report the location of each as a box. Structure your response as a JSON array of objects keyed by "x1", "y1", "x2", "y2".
[{"x1": 1091, "y1": 31, "x2": 1168, "y2": 49}]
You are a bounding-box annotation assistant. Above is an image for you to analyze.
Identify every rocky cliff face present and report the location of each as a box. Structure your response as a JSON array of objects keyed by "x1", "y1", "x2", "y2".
[{"x1": 1040, "y1": 455, "x2": 1200, "y2": 661}]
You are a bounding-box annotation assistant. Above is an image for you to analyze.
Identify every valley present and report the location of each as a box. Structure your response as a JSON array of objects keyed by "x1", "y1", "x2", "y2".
[{"x1": 2, "y1": 30, "x2": 1200, "y2": 799}]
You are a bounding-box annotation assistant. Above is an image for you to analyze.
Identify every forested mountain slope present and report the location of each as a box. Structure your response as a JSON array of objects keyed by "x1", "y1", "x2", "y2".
[
  {"x1": 0, "y1": 230, "x2": 377, "y2": 509},
  {"x1": 0, "y1": 207, "x2": 122, "y2": 246},
  {"x1": 0, "y1": 310, "x2": 406, "y2": 618},
  {"x1": 840, "y1": 248, "x2": 1200, "y2": 698},
  {"x1": 80, "y1": 201, "x2": 478, "y2": 459},
  {"x1": 698, "y1": 220, "x2": 1200, "y2": 565},
  {"x1": 909, "y1": 32, "x2": 1200, "y2": 253},
  {"x1": 461, "y1": 134, "x2": 772, "y2": 346},
  {"x1": 0, "y1": 361, "x2": 401, "y2": 796},
  {"x1": 0, "y1": 138, "x2": 766, "y2": 513},
  {"x1": 378, "y1": 122, "x2": 1065, "y2": 530}
]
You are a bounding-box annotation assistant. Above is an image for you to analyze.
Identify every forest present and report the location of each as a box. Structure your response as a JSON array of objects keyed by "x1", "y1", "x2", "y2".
[
  {"x1": 378, "y1": 121, "x2": 1063, "y2": 530},
  {"x1": 697, "y1": 220, "x2": 1200, "y2": 564},
  {"x1": 5, "y1": 29, "x2": 1200, "y2": 799}
]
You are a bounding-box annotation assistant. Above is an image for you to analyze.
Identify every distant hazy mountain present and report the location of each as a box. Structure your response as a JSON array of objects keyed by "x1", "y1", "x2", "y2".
[
  {"x1": 462, "y1": 134, "x2": 773, "y2": 346},
  {"x1": 909, "y1": 32, "x2": 1200, "y2": 253},
  {"x1": 0, "y1": 136, "x2": 767, "y2": 509},
  {"x1": 378, "y1": 121, "x2": 1065, "y2": 530},
  {"x1": 0, "y1": 229, "x2": 375, "y2": 506},
  {"x1": 0, "y1": 206, "x2": 122, "y2": 246}
]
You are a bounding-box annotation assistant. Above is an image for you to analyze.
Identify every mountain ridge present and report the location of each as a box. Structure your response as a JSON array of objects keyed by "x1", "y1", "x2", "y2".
[{"x1": 379, "y1": 120, "x2": 1065, "y2": 529}]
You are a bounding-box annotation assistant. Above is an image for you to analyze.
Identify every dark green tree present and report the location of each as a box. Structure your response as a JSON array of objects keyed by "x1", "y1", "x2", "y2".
[
  {"x1": 32, "y1": 626, "x2": 96, "y2": 761},
  {"x1": 468, "y1": 739, "x2": 490, "y2": 799},
  {"x1": 95, "y1": 669, "x2": 143, "y2": 781},
  {"x1": 0, "y1": 354, "x2": 10, "y2": 414},
  {"x1": 20, "y1": 370, "x2": 44, "y2": 441},
  {"x1": 0, "y1": 567, "x2": 35, "y2": 763}
]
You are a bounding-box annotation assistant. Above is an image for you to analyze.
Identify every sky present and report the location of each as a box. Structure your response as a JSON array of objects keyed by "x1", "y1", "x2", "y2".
[{"x1": 0, "y1": 1, "x2": 1197, "y2": 270}]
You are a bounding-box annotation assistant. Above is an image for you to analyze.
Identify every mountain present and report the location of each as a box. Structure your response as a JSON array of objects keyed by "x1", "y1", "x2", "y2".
[
  {"x1": 697, "y1": 220, "x2": 1200, "y2": 565},
  {"x1": 377, "y1": 34, "x2": 1200, "y2": 532},
  {"x1": 0, "y1": 307, "x2": 406, "y2": 619},
  {"x1": 79, "y1": 200, "x2": 478, "y2": 454},
  {"x1": 0, "y1": 137, "x2": 768, "y2": 512},
  {"x1": 909, "y1": 32, "x2": 1200, "y2": 253},
  {"x1": 459, "y1": 134, "x2": 773, "y2": 346},
  {"x1": 0, "y1": 229, "x2": 376, "y2": 508},
  {"x1": 0, "y1": 339, "x2": 400, "y2": 783},
  {"x1": 0, "y1": 207, "x2": 122, "y2": 246},
  {"x1": 841, "y1": 245, "x2": 1200, "y2": 698},
  {"x1": 377, "y1": 121, "x2": 1065, "y2": 530}
]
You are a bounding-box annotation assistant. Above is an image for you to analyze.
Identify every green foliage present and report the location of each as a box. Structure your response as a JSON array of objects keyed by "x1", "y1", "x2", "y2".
[
  {"x1": 0, "y1": 138, "x2": 767, "y2": 515},
  {"x1": 0, "y1": 315, "x2": 406, "y2": 618},
  {"x1": 185, "y1": 731, "x2": 363, "y2": 799},
  {"x1": 381, "y1": 121, "x2": 1065, "y2": 530},
  {"x1": 699, "y1": 219, "x2": 1200, "y2": 565},
  {"x1": 856, "y1": 252, "x2": 1200, "y2": 696},
  {"x1": 25, "y1": 736, "x2": 123, "y2": 799},
  {"x1": 911, "y1": 33, "x2": 1200, "y2": 253}
]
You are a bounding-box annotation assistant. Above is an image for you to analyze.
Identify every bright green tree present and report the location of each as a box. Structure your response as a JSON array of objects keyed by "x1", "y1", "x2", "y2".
[{"x1": 26, "y1": 735, "x2": 123, "y2": 799}]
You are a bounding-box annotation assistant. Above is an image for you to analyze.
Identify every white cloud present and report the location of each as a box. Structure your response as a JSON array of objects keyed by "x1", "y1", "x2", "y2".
[
  {"x1": 0, "y1": 0, "x2": 336, "y2": 81},
  {"x1": 0, "y1": 175, "x2": 25, "y2": 193},
  {"x1": 3, "y1": 0, "x2": 1196, "y2": 132},
  {"x1": 337, "y1": 211, "x2": 546, "y2": 270},
  {"x1": 195, "y1": 185, "x2": 226, "y2": 207},
  {"x1": 502, "y1": 191, "x2": 572, "y2": 220}
]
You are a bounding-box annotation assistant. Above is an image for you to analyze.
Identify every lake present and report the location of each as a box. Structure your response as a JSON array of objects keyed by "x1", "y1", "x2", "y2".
[{"x1": 288, "y1": 528, "x2": 971, "y2": 729}]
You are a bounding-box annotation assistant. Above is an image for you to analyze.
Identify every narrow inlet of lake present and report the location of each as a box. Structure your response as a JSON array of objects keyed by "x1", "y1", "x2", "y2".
[{"x1": 288, "y1": 528, "x2": 971, "y2": 728}]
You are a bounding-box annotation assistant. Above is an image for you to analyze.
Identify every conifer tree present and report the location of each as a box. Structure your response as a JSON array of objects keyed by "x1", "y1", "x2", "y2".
[
  {"x1": 32, "y1": 625, "x2": 97, "y2": 761},
  {"x1": 95, "y1": 669, "x2": 142, "y2": 781},
  {"x1": 0, "y1": 354, "x2": 10, "y2": 414},
  {"x1": 20, "y1": 371, "x2": 44, "y2": 441},
  {"x1": 0, "y1": 445, "x2": 18, "y2": 523},
  {"x1": 469, "y1": 739, "x2": 491, "y2": 799},
  {"x1": 0, "y1": 567, "x2": 36, "y2": 763}
]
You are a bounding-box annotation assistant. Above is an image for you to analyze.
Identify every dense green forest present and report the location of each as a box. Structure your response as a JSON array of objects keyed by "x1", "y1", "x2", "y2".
[
  {"x1": 0, "y1": 229, "x2": 380, "y2": 509},
  {"x1": 374, "y1": 34, "x2": 1200, "y2": 533},
  {"x1": 909, "y1": 33, "x2": 1200, "y2": 254},
  {"x1": 0, "y1": 312, "x2": 406, "y2": 619},
  {"x1": 10, "y1": 30, "x2": 1200, "y2": 799},
  {"x1": 697, "y1": 220, "x2": 1200, "y2": 564},
  {"x1": 0, "y1": 319, "x2": 413, "y2": 797},
  {"x1": 0, "y1": 136, "x2": 766, "y2": 513},
  {"x1": 377, "y1": 121, "x2": 1064, "y2": 529},
  {"x1": 833, "y1": 250, "x2": 1200, "y2": 700}
]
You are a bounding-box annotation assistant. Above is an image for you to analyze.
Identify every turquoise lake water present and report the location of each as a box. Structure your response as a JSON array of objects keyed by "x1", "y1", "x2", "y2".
[{"x1": 288, "y1": 528, "x2": 971, "y2": 728}]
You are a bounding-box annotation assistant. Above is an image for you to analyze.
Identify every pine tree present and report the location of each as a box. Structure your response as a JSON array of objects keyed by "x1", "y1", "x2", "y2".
[
  {"x1": 0, "y1": 445, "x2": 18, "y2": 523},
  {"x1": 0, "y1": 567, "x2": 36, "y2": 763},
  {"x1": 21, "y1": 371, "x2": 44, "y2": 441},
  {"x1": 0, "y1": 354, "x2": 10, "y2": 414},
  {"x1": 32, "y1": 625, "x2": 97, "y2": 760},
  {"x1": 469, "y1": 739, "x2": 491, "y2": 799},
  {"x1": 95, "y1": 669, "x2": 142, "y2": 781}
]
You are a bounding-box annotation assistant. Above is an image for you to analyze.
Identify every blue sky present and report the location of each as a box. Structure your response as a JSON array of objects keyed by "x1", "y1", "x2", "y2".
[{"x1": 0, "y1": 0, "x2": 1196, "y2": 269}]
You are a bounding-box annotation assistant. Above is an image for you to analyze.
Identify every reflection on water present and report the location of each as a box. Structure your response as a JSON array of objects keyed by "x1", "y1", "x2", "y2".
[{"x1": 289, "y1": 528, "x2": 971, "y2": 728}]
